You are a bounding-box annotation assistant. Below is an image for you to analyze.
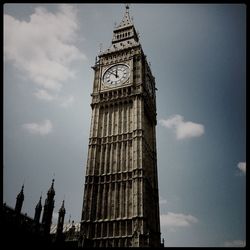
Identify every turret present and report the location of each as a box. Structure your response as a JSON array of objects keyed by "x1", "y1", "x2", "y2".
[
  {"x1": 56, "y1": 200, "x2": 66, "y2": 243},
  {"x1": 34, "y1": 196, "x2": 42, "y2": 223},
  {"x1": 41, "y1": 179, "x2": 55, "y2": 237},
  {"x1": 15, "y1": 185, "x2": 24, "y2": 214}
]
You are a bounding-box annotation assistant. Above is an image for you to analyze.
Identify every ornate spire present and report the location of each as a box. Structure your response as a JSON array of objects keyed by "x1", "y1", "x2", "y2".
[
  {"x1": 34, "y1": 195, "x2": 42, "y2": 223},
  {"x1": 18, "y1": 184, "x2": 24, "y2": 198},
  {"x1": 36, "y1": 195, "x2": 42, "y2": 209},
  {"x1": 125, "y1": 4, "x2": 130, "y2": 14},
  {"x1": 103, "y1": 4, "x2": 139, "y2": 54},
  {"x1": 47, "y1": 178, "x2": 55, "y2": 196},
  {"x1": 56, "y1": 200, "x2": 66, "y2": 243},
  {"x1": 41, "y1": 179, "x2": 55, "y2": 236},
  {"x1": 59, "y1": 200, "x2": 66, "y2": 214},
  {"x1": 15, "y1": 184, "x2": 24, "y2": 213},
  {"x1": 116, "y1": 4, "x2": 133, "y2": 30}
]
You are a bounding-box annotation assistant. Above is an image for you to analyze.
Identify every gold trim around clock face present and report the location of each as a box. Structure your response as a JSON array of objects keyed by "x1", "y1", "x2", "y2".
[{"x1": 102, "y1": 64, "x2": 130, "y2": 86}]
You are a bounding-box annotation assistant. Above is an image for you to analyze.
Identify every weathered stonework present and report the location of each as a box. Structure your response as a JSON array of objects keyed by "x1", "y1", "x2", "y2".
[{"x1": 79, "y1": 6, "x2": 161, "y2": 247}]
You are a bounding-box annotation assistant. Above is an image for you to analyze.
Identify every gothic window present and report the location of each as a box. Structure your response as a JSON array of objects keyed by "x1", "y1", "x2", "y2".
[
  {"x1": 127, "y1": 220, "x2": 132, "y2": 235},
  {"x1": 111, "y1": 183, "x2": 115, "y2": 218},
  {"x1": 127, "y1": 239, "x2": 132, "y2": 247},
  {"x1": 128, "y1": 182, "x2": 132, "y2": 217},
  {"x1": 123, "y1": 183, "x2": 126, "y2": 217},
  {"x1": 117, "y1": 173, "x2": 121, "y2": 180},
  {"x1": 91, "y1": 223, "x2": 96, "y2": 238},
  {"x1": 116, "y1": 183, "x2": 120, "y2": 216},
  {"x1": 96, "y1": 240, "x2": 100, "y2": 247},
  {"x1": 97, "y1": 223, "x2": 101, "y2": 237},
  {"x1": 120, "y1": 238, "x2": 125, "y2": 247},
  {"x1": 103, "y1": 223, "x2": 107, "y2": 237},
  {"x1": 109, "y1": 222, "x2": 113, "y2": 237},
  {"x1": 121, "y1": 221, "x2": 125, "y2": 235}
]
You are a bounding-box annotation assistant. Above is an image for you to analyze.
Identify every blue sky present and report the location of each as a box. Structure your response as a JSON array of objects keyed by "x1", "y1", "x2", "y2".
[{"x1": 3, "y1": 4, "x2": 246, "y2": 247}]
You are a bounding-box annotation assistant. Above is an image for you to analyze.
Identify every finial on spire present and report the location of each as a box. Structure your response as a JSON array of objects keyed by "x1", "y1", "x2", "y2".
[
  {"x1": 36, "y1": 194, "x2": 42, "y2": 209},
  {"x1": 47, "y1": 178, "x2": 55, "y2": 196},
  {"x1": 59, "y1": 200, "x2": 66, "y2": 213},
  {"x1": 125, "y1": 4, "x2": 130, "y2": 13}
]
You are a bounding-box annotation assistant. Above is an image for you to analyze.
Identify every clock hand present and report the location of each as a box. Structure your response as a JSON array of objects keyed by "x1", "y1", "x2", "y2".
[
  {"x1": 108, "y1": 70, "x2": 117, "y2": 77},
  {"x1": 115, "y1": 67, "x2": 118, "y2": 78}
]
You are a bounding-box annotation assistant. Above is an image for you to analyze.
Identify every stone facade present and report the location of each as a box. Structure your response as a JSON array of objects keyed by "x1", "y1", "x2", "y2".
[{"x1": 79, "y1": 6, "x2": 161, "y2": 247}]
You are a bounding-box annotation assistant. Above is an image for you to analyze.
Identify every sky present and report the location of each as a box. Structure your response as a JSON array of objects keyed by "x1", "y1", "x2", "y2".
[{"x1": 3, "y1": 3, "x2": 246, "y2": 247}]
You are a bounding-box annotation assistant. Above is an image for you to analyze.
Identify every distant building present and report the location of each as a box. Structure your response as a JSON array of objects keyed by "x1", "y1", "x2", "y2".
[
  {"x1": 2, "y1": 180, "x2": 79, "y2": 248},
  {"x1": 50, "y1": 221, "x2": 81, "y2": 247}
]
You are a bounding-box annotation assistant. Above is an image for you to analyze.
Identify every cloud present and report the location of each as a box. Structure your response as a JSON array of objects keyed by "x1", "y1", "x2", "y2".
[
  {"x1": 33, "y1": 89, "x2": 75, "y2": 108},
  {"x1": 160, "y1": 212, "x2": 198, "y2": 229},
  {"x1": 33, "y1": 89, "x2": 58, "y2": 101},
  {"x1": 4, "y1": 4, "x2": 85, "y2": 99},
  {"x1": 237, "y1": 162, "x2": 246, "y2": 175},
  {"x1": 60, "y1": 95, "x2": 75, "y2": 107},
  {"x1": 159, "y1": 115, "x2": 205, "y2": 140},
  {"x1": 22, "y1": 119, "x2": 53, "y2": 135},
  {"x1": 223, "y1": 240, "x2": 246, "y2": 247}
]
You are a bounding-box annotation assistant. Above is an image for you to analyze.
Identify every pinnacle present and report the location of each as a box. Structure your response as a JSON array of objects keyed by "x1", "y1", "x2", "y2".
[{"x1": 116, "y1": 5, "x2": 133, "y2": 29}]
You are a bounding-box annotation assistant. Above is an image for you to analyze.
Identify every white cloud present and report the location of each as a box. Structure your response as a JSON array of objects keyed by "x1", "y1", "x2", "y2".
[
  {"x1": 223, "y1": 240, "x2": 246, "y2": 247},
  {"x1": 33, "y1": 89, "x2": 75, "y2": 108},
  {"x1": 160, "y1": 212, "x2": 198, "y2": 229},
  {"x1": 33, "y1": 89, "x2": 58, "y2": 101},
  {"x1": 22, "y1": 119, "x2": 53, "y2": 135},
  {"x1": 4, "y1": 4, "x2": 85, "y2": 97},
  {"x1": 237, "y1": 162, "x2": 246, "y2": 175},
  {"x1": 159, "y1": 115, "x2": 205, "y2": 140},
  {"x1": 60, "y1": 95, "x2": 75, "y2": 107}
]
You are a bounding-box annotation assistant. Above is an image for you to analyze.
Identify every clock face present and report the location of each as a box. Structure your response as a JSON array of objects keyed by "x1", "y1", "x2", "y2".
[{"x1": 103, "y1": 64, "x2": 130, "y2": 86}]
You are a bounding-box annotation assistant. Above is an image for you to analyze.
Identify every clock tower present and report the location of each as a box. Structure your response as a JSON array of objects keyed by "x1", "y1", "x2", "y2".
[{"x1": 79, "y1": 5, "x2": 161, "y2": 247}]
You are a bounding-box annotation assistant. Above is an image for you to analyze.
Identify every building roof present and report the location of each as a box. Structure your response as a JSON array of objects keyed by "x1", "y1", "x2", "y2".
[
  {"x1": 100, "y1": 38, "x2": 140, "y2": 56},
  {"x1": 115, "y1": 5, "x2": 133, "y2": 30}
]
